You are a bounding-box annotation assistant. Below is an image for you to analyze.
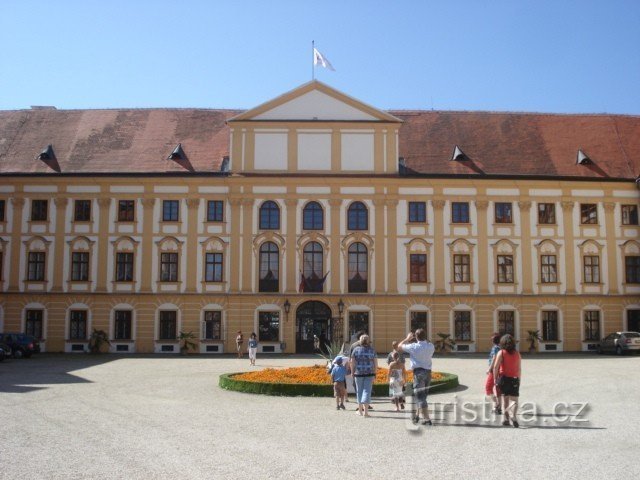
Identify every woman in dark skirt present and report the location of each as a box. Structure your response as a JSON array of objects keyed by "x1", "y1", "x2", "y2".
[{"x1": 492, "y1": 334, "x2": 522, "y2": 428}]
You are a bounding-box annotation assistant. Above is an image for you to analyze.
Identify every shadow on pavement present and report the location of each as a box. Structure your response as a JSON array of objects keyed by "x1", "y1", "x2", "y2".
[{"x1": 0, "y1": 353, "x2": 119, "y2": 394}]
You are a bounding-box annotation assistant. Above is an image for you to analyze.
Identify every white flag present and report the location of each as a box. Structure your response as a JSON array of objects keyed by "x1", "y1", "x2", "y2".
[{"x1": 313, "y1": 48, "x2": 335, "y2": 71}]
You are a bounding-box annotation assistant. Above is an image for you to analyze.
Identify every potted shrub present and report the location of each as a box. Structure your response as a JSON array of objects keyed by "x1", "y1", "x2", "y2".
[
  {"x1": 526, "y1": 330, "x2": 542, "y2": 353},
  {"x1": 178, "y1": 331, "x2": 197, "y2": 355},
  {"x1": 88, "y1": 329, "x2": 111, "y2": 354},
  {"x1": 434, "y1": 333, "x2": 456, "y2": 354}
]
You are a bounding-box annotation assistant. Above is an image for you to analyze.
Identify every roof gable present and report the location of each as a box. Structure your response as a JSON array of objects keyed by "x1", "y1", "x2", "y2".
[{"x1": 229, "y1": 81, "x2": 402, "y2": 123}]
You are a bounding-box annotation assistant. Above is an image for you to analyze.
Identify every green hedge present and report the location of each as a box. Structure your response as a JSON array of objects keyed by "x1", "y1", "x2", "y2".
[{"x1": 219, "y1": 372, "x2": 459, "y2": 397}]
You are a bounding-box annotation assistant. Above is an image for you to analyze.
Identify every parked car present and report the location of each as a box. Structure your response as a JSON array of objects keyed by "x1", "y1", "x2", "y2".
[
  {"x1": 598, "y1": 332, "x2": 640, "y2": 355},
  {"x1": 0, "y1": 341, "x2": 11, "y2": 362},
  {"x1": 0, "y1": 333, "x2": 40, "y2": 359}
]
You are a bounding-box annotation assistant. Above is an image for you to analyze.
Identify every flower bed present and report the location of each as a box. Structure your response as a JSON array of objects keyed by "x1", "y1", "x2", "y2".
[{"x1": 219, "y1": 365, "x2": 459, "y2": 397}]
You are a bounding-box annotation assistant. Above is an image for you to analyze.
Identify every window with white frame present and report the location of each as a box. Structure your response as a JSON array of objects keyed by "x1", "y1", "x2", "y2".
[
  {"x1": 542, "y1": 311, "x2": 559, "y2": 341},
  {"x1": 498, "y1": 311, "x2": 515, "y2": 336},
  {"x1": 583, "y1": 310, "x2": 600, "y2": 341},
  {"x1": 203, "y1": 311, "x2": 222, "y2": 340},
  {"x1": 159, "y1": 311, "x2": 177, "y2": 340},
  {"x1": 258, "y1": 311, "x2": 280, "y2": 342},
  {"x1": 69, "y1": 310, "x2": 87, "y2": 340},
  {"x1": 454, "y1": 311, "x2": 472, "y2": 341}
]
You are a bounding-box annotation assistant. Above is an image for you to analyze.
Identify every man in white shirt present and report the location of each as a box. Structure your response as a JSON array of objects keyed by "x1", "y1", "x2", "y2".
[{"x1": 398, "y1": 329, "x2": 435, "y2": 425}]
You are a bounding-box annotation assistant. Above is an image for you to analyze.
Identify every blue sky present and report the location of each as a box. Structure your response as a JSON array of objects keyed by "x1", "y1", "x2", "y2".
[{"x1": 1, "y1": 0, "x2": 639, "y2": 113}]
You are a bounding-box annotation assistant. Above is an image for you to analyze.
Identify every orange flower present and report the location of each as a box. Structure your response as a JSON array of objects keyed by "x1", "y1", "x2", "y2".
[{"x1": 234, "y1": 366, "x2": 444, "y2": 385}]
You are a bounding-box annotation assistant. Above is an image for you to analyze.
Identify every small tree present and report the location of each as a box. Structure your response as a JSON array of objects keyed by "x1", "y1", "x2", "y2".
[
  {"x1": 88, "y1": 329, "x2": 111, "y2": 354},
  {"x1": 178, "y1": 331, "x2": 197, "y2": 355},
  {"x1": 434, "y1": 333, "x2": 456, "y2": 354},
  {"x1": 526, "y1": 330, "x2": 542, "y2": 353}
]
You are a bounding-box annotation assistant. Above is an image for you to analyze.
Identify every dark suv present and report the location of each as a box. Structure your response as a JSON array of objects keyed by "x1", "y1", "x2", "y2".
[{"x1": 0, "y1": 333, "x2": 40, "y2": 358}]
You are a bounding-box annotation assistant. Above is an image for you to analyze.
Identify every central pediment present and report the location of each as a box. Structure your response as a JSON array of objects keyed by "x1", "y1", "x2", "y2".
[{"x1": 229, "y1": 81, "x2": 402, "y2": 123}]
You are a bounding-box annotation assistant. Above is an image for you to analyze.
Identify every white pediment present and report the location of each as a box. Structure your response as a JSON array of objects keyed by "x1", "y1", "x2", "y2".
[
  {"x1": 254, "y1": 90, "x2": 377, "y2": 121},
  {"x1": 229, "y1": 81, "x2": 402, "y2": 123}
]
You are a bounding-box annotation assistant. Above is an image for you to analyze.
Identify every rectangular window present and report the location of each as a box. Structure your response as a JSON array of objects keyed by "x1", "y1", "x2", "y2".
[
  {"x1": 452, "y1": 202, "x2": 469, "y2": 223},
  {"x1": 348, "y1": 312, "x2": 369, "y2": 340},
  {"x1": 538, "y1": 203, "x2": 556, "y2": 224},
  {"x1": 542, "y1": 311, "x2": 559, "y2": 342},
  {"x1": 74, "y1": 200, "x2": 91, "y2": 222},
  {"x1": 0, "y1": 199, "x2": 5, "y2": 222},
  {"x1": 408, "y1": 202, "x2": 426, "y2": 223},
  {"x1": 258, "y1": 311, "x2": 280, "y2": 342},
  {"x1": 160, "y1": 253, "x2": 179, "y2": 282},
  {"x1": 628, "y1": 309, "x2": 640, "y2": 332},
  {"x1": 114, "y1": 310, "x2": 132, "y2": 340},
  {"x1": 206, "y1": 200, "x2": 224, "y2": 222},
  {"x1": 454, "y1": 311, "x2": 472, "y2": 341},
  {"x1": 203, "y1": 311, "x2": 222, "y2": 340},
  {"x1": 31, "y1": 200, "x2": 48, "y2": 221},
  {"x1": 118, "y1": 200, "x2": 135, "y2": 222},
  {"x1": 583, "y1": 310, "x2": 600, "y2": 341},
  {"x1": 621, "y1": 205, "x2": 639, "y2": 225},
  {"x1": 497, "y1": 255, "x2": 514, "y2": 283},
  {"x1": 541, "y1": 255, "x2": 557, "y2": 283},
  {"x1": 583, "y1": 255, "x2": 600, "y2": 284},
  {"x1": 410, "y1": 311, "x2": 428, "y2": 334},
  {"x1": 162, "y1": 200, "x2": 179, "y2": 222},
  {"x1": 27, "y1": 252, "x2": 46, "y2": 281},
  {"x1": 205, "y1": 253, "x2": 223, "y2": 282},
  {"x1": 580, "y1": 204, "x2": 598, "y2": 224},
  {"x1": 0, "y1": 252, "x2": 3, "y2": 281},
  {"x1": 495, "y1": 202, "x2": 513, "y2": 224},
  {"x1": 453, "y1": 254, "x2": 470, "y2": 283},
  {"x1": 71, "y1": 252, "x2": 90, "y2": 281},
  {"x1": 69, "y1": 310, "x2": 87, "y2": 340},
  {"x1": 115, "y1": 252, "x2": 134, "y2": 282},
  {"x1": 498, "y1": 311, "x2": 515, "y2": 336},
  {"x1": 625, "y1": 256, "x2": 640, "y2": 284},
  {"x1": 25, "y1": 309, "x2": 43, "y2": 340},
  {"x1": 159, "y1": 311, "x2": 177, "y2": 340},
  {"x1": 409, "y1": 254, "x2": 427, "y2": 283}
]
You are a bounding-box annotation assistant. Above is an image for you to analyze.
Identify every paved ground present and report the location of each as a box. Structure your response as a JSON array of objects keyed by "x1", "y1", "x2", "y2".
[{"x1": 1, "y1": 352, "x2": 638, "y2": 479}]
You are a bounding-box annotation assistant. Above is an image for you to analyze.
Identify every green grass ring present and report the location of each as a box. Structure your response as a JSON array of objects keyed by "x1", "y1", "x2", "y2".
[{"x1": 219, "y1": 371, "x2": 459, "y2": 397}]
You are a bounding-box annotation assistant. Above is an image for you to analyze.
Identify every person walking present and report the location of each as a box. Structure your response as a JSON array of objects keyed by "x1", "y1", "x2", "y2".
[
  {"x1": 386, "y1": 341, "x2": 406, "y2": 408},
  {"x1": 350, "y1": 334, "x2": 378, "y2": 417},
  {"x1": 330, "y1": 357, "x2": 347, "y2": 410},
  {"x1": 248, "y1": 332, "x2": 258, "y2": 366},
  {"x1": 485, "y1": 333, "x2": 502, "y2": 414},
  {"x1": 388, "y1": 352, "x2": 406, "y2": 412},
  {"x1": 236, "y1": 331, "x2": 244, "y2": 358},
  {"x1": 386, "y1": 340, "x2": 406, "y2": 365},
  {"x1": 493, "y1": 334, "x2": 522, "y2": 428},
  {"x1": 398, "y1": 329, "x2": 435, "y2": 425}
]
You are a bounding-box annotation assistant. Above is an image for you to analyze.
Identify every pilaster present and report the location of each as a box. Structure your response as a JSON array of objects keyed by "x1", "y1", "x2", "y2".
[
  {"x1": 51, "y1": 197, "x2": 68, "y2": 291},
  {"x1": 95, "y1": 198, "x2": 112, "y2": 292},
  {"x1": 8, "y1": 197, "x2": 25, "y2": 291}
]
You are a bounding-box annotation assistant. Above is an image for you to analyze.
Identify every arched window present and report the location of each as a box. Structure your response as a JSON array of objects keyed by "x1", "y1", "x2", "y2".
[
  {"x1": 347, "y1": 202, "x2": 368, "y2": 230},
  {"x1": 303, "y1": 242, "x2": 324, "y2": 292},
  {"x1": 303, "y1": 202, "x2": 324, "y2": 230},
  {"x1": 259, "y1": 201, "x2": 280, "y2": 230},
  {"x1": 348, "y1": 242, "x2": 368, "y2": 293},
  {"x1": 259, "y1": 242, "x2": 279, "y2": 292}
]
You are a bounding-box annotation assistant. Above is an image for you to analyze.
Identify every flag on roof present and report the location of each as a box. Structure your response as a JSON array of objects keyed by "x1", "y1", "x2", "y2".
[{"x1": 313, "y1": 48, "x2": 335, "y2": 71}]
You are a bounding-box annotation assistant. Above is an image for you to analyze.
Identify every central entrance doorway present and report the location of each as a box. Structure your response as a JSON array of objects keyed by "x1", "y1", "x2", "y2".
[{"x1": 296, "y1": 301, "x2": 332, "y2": 353}]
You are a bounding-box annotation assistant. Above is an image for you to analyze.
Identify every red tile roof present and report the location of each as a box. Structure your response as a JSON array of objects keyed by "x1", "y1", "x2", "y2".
[
  {"x1": 1, "y1": 107, "x2": 638, "y2": 179},
  {"x1": 392, "y1": 110, "x2": 640, "y2": 179},
  {"x1": 0, "y1": 109, "x2": 238, "y2": 174}
]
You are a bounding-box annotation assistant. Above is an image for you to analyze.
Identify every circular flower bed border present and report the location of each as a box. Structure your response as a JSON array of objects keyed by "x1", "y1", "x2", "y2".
[{"x1": 219, "y1": 370, "x2": 459, "y2": 397}]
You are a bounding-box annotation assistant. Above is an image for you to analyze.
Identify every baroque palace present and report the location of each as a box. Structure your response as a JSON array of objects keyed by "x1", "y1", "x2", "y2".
[{"x1": 0, "y1": 81, "x2": 639, "y2": 354}]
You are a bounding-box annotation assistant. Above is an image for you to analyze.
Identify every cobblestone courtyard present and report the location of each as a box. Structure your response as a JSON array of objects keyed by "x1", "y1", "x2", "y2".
[{"x1": 1, "y1": 353, "x2": 638, "y2": 479}]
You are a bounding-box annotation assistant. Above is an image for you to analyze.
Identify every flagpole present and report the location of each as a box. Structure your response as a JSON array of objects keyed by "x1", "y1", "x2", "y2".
[{"x1": 311, "y1": 40, "x2": 315, "y2": 80}]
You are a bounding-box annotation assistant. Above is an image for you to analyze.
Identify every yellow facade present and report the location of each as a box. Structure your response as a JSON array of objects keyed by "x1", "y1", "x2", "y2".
[{"x1": 0, "y1": 82, "x2": 639, "y2": 354}]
